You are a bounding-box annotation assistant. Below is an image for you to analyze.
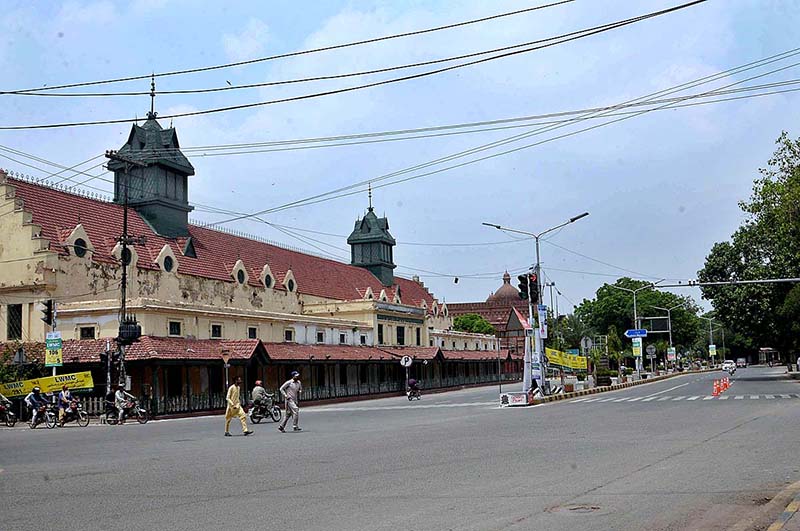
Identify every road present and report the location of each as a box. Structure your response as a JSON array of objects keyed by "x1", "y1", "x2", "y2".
[{"x1": 2, "y1": 366, "x2": 800, "y2": 531}]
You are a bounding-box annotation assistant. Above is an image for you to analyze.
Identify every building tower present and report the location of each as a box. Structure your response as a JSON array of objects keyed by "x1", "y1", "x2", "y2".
[
  {"x1": 107, "y1": 86, "x2": 195, "y2": 237},
  {"x1": 347, "y1": 187, "x2": 396, "y2": 286}
]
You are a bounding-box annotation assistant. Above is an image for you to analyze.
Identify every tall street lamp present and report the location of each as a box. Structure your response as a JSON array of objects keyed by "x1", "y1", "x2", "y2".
[
  {"x1": 608, "y1": 280, "x2": 664, "y2": 377},
  {"x1": 652, "y1": 302, "x2": 689, "y2": 371},
  {"x1": 698, "y1": 316, "x2": 715, "y2": 365},
  {"x1": 483, "y1": 211, "x2": 589, "y2": 394}
]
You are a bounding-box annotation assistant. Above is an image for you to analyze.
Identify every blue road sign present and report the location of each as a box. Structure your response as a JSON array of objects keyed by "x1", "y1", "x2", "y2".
[{"x1": 625, "y1": 329, "x2": 648, "y2": 338}]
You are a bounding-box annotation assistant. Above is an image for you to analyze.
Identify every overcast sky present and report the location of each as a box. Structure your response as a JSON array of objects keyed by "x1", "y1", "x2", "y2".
[{"x1": 1, "y1": 0, "x2": 798, "y2": 313}]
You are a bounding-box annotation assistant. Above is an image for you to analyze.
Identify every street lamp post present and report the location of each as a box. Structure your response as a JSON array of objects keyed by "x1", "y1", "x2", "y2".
[
  {"x1": 698, "y1": 316, "x2": 715, "y2": 365},
  {"x1": 652, "y1": 302, "x2": 689, "y2": 370},
  {"x1": 608, "y1": 280, "x2": 664, "y2": 378},
  {"x1": 483, "y1": 212, "x2": 589, "y2": 395}
]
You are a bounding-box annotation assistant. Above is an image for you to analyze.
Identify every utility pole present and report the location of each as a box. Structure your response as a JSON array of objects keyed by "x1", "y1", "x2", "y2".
[
  {"x1": 104, "y1": 150, "x2": 145, "y2": 387},
  {"x1": 609, "y1": 280, "x2": 664, "y2": 377},
  {"x1": 483, "y1": 212, "x2": 589, "y2": 395}
]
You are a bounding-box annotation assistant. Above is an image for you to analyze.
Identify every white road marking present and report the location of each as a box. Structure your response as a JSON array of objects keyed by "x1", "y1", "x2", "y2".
[
  {"x1": 781, "y1": 394, "x2": 792, "y2": 399},
  {"x1": 671, "y1": 396, "x2": 685, "y2": 401},
  {"x1": 644, "y1": 382, "x2": 690, "y2": 398},
  {"x1": 613, "y1": 398, "x2": 630, "y2": 402},
  {"x1": 718, "y1": 396, "x2": 729, "y2": 400},
  {"x1": 627, "y1": 397, "x2": 643, "y2": 402},
  {"x1": 734, "y1": 395, "x2": 745, "y2": 400},
  {"x1": 702, "y1": 396, "x2": 714, "y2": 400},
  {"x1": 764, "y1": 395, "x2": 775, "y2": 399},
  {"x1": 750, "y1": 395, "x2": 760, "y2": 400},
  {"x1": 583, "y1": 398, "x2": 602, "y2": 403},
  {"x1": 641, "y1": 397, "x2": 657, "y2": 402},
  {"x1": 571, "y1": 398, "x2": 590, "y2": 403},
  {"x1": 686, "y1": 396, "x2": 700, "y2": 401}
]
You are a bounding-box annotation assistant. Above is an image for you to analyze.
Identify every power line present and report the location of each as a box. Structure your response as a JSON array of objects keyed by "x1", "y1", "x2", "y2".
[
  {"x1": 0, "y1": 1, "x2": 708, "y2": 130},
  {"x1": 541, "y1": 239, "x2": 665, "y2": 280},
  {"x1": 205, "y1": 48, "x2": 800, "y2": 225},
  {"x1": 3, "y1": 1, "x2": 575, "y2": 95},
  {"x1": 133, "y1": 79, "x2": 800, "y2": 159}
]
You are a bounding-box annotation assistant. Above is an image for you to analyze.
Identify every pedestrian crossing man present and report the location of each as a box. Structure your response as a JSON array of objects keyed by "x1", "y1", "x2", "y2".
[
  {"x1": 225, "y1": 376, "x2": 253, "y2": 437},
  {"x1": 278, "y1": 371, "x2": 302, "y2": 433}
]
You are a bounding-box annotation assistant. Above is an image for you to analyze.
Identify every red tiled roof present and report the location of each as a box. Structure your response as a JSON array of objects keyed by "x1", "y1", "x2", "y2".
[
  {"x1": 60, "y1": 337, "x2": 261, "y2": 363},
  {"x1": 513, "y1": 307, "x2": 532, "y2": 329},
  {"x1": 5, "y1": 176, "x2": 436, "y2": 308},
  {"x1": 441, "y1": 349, "x2": 505, "y2": 361},
  {"x1": 263, "y1": 343, "x2": 393, "y2": 362},
  {"x1": 376, "y1": 346, "x2": 441, "y2": 360}
]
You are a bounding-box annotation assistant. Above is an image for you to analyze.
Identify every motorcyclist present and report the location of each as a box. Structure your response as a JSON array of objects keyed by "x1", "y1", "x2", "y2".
[
  {"x1": 24, "y1": 387, "x2": 49, "y2": 426},
  {"x1": 251, "y1": 380, "x2": 268, "y2": 407},
  {"x1": 57, "y1": 385, "x2": 74, "y2": 426},
  {"x1": 114, "y1": 385, "x2": 135, "y2": 425},
  {"x1": 408, "y1": 378, "x2": 421, "y2": 397}
]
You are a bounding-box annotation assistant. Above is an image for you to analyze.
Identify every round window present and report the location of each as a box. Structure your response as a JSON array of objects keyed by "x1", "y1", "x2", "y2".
[
  {"x1": 287, "y1": 279, "x2": 295, "y2": 292},
  {"x1": 121, "y1": 247, "x2": 132, "y2": 266},
  {"x1": 237, "y1": 269, "x2": 245, "y2": 284},
  {"x1": 73, "y1": 238, "x2": 87, "y2": 258},
  {"x1": 163, "y1": 255, "x2": 174, "y2": 272},
  {"x1": 264, "y1": 274, "x2": 272, "y2": 288}
]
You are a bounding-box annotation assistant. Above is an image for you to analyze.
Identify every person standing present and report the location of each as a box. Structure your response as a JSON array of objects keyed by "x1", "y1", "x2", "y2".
[
  {"x1": 225, "y1": 376, "x2": 253, "y2": 437},
  {"x1": 278, "y1": 371, "x2": 302, "y2": 433}
]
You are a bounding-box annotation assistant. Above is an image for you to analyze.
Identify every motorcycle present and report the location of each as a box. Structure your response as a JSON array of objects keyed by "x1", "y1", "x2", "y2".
[
  {"x1": 59, "y1": 399, "x2": 90, "y2": 427},
  {"x1": 248, "y1": 394, "x2": 282, "y2": 423},
  {"x1": 29, "y1": 403, "x2": 56, "y2": 429},
  {"x1": 407, "y1": 387, "x2": 421, "y2": 401},
  {"x1": 0, "y1": 400, "x2": 17, "y2": 427},
  {"x1": 105, "y1": 398, "x2": 149, "y2": 425}
]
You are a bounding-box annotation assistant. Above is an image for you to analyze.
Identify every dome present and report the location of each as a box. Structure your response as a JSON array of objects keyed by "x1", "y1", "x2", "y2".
[{"x1": 486, "y1": 272, "x2": 519, "y2": 303}]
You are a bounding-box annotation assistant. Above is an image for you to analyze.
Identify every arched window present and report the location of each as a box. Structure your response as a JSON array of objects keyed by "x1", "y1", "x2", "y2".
[
  {"x1": 73, "y1": 238, "x2": 87, "y2": 258},
  {"x1": 163, "y1": 255, "x2": 174, "y2": 272}
]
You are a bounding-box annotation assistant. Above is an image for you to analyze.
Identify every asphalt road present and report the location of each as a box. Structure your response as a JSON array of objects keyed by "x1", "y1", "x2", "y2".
[{"x1": 2, "y1": 366, "x2": 800, "y2": 531}]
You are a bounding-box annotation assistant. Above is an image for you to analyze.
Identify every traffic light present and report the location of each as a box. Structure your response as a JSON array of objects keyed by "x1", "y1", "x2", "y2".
[
  {"x1": 40, "y1": 299, "x2": 54, "y2": 326},
  {"x1": 517, "y1": 273, "x2": 538, "y2": 301},
  {"x1": 117, "y1": 319, "x2": 142, "y2": 346}
]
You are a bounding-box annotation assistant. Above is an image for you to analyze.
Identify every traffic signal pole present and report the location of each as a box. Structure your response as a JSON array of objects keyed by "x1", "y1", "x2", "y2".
[{"x1": 483, "y1": 212, "x2": 589, "y2": 396}]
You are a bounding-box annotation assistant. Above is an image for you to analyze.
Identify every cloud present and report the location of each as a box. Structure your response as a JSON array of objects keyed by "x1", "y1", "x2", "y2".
[{"x1": 223, "y1": 18, "x2": 270, "y2": 63}]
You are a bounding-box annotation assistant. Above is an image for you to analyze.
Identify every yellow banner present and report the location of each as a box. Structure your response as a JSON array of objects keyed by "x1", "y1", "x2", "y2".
[
  {"x1": 546, "y1": 348, "x2": 588, "y2": 371},
  {"x1": 0, "y1": 371, "x2": 94, "y2": 398},
  {"x1": 45, "y1": 348, "x2": 63, "y2": 367}
]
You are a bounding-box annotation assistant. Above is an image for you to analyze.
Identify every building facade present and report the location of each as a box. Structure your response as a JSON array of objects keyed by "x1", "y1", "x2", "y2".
[{"x1": 0, "y1": 113, "x2": 515, "y2": 411}]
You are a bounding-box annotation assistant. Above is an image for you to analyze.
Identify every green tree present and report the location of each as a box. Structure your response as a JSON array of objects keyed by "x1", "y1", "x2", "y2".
[
  {"x1": 699, "y1": 132, "x2": 800, "y2": 355},
  {"x1": 0, "y1": 342, "x2": 44, "y2": 385},
  {"x1": 452, "y1": 313, "x2": 495, "y2": 335}
]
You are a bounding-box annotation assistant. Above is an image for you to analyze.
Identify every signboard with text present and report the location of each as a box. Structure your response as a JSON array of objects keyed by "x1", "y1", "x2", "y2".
[
  {"x1": 45, "y1": 331, "x2": 63, "y2": 367},
  {"x1": 0, "y1": 371, "x2": 94, "y2": 398},
  {"x1": 632, "y1": 337, "x2": 643, "y2": 357},
  {"x1": 538, "y1": 305, "x2": 548, "y2": 339}
]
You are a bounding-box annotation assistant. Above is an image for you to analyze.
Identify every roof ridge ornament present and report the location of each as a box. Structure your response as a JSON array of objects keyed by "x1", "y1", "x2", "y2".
[
  {"x1": 147, "y1": 73, "x2": 158, "y2": 120},
  {"x1": 367, "y1": 182, "x2": 373, "y2": 212}
]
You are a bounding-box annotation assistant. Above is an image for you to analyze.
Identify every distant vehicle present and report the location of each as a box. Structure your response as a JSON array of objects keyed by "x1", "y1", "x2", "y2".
[
  {"x1": 721, "y1": 360, "x2": 736, "y2": 374},
  {"x1": 736, "y1": 358, "x2": 747, "y2": 368}
]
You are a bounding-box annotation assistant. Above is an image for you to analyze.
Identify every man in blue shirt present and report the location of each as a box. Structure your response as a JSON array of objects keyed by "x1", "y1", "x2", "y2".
[
  {"x1": 58, "y1": 385, "x2": 73, "y2": 426},
  {"x1": 24, "y1": 387, "x2": 49, "y2": 427}
]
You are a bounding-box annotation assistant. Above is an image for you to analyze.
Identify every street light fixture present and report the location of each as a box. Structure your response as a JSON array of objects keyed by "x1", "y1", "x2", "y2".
[
  {"x1": 651, "y1": 301, "x2": 689, "y2": 347},
  {"x1": 482, "y1": 212, "x2": 589, "y2": 395}
]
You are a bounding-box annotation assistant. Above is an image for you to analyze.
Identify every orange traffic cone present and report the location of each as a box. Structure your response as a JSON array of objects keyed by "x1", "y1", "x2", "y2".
[
  {"x1": 712, "y1": 380, "x2": 720, "y2": 396},
  {"x1": 724, "y1": 377, "x2": 729, "y2": 390}
]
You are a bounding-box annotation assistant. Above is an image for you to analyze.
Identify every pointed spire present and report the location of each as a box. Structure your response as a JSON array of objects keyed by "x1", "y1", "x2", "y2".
[
  {"x1": 367, "y1": 182, "x2": 373, "y2": 212},
  {"x1": 147, "y1": 73, "x2": 158, "y2": 120}
]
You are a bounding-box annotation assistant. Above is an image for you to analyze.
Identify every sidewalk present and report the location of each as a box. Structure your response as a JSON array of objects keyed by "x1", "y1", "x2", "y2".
[{"x1": 768, "y1": 492, "x2": 800, "y2": 531}]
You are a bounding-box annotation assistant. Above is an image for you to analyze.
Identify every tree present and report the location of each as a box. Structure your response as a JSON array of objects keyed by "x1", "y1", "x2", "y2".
[
  {"x1": 452, "y1": 314, "x2": 495, "y2": 335},
  {"x1": 699, "y1": 131, "x2": 800, "y2": 356},
  {"x1": 559, "y1": 313, "x2": 594, "y2": 350},
  {"x1": 0, "y1": 342, "x2": 44, "y2": 384}
]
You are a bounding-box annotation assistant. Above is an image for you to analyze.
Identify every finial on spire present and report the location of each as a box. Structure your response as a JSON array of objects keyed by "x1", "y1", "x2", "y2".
[
  {"x1": 147, "y1": 73, "x2": 158, "y2": 120},
  {"x1": 367, "y1": 182, "x2": 373, "y2": 212}
]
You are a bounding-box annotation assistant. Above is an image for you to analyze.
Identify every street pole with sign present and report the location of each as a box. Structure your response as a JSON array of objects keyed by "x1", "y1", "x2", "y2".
[{"x1": 221, "y1": 349, "x2": 231, "y2": 390}]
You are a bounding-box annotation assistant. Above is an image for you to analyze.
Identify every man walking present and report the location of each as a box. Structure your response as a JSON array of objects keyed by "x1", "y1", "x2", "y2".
[
  {"x1": 278, "y1": 371, "x2": 302, "y2": 433},
  {"x1": 225, "y1": 376, "x2": 253, "y2": 437}
]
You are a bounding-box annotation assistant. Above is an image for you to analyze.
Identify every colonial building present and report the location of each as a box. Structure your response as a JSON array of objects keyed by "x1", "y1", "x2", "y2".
[
  {"x1": 0, "y1": 112, "x2": 517, "y2": 412},
  {"x1": 449, "y1": 272, "x2": 531, "y2": 353}
]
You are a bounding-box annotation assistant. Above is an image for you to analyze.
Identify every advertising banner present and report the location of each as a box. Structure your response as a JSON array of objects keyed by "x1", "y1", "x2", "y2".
[
  {"x1": 545, "y1": 348, "x2": 588, "y2": 371},
  {"x1": 537, "y1": 305, "x2": 548, "y2": 339},
  {"x1": 632, "y1": 337, "x2": 643, "y2": 357},
  {"x1": 0, "y1": 372, "x2": 95, "y2": 398}
]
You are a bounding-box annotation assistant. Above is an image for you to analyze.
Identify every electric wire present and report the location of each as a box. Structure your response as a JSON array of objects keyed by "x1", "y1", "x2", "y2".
[
  {"x1": 205, "y1": 48, "x2": 800, "y2": 226},
  {"x1": 3, "y1": 1, "x2": 575, "y2": 95},
  {"x1": 0, "y1": 1, "x2": 708, "y2": 130}
]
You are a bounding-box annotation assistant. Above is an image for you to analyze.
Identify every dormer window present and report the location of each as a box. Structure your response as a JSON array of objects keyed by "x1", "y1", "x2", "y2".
[
  {"x1": 73, "y1": 238, "x2": 88, "y2": 258},
  {"x1": 287, "y1": 279, "x2": 295, "y2": 292},
  {"x1": 237, "y1": 270, "x2": 245, "y2": 284},
  {"x1": 264, "y1": 274, "x2": 272, "y2": 288}
]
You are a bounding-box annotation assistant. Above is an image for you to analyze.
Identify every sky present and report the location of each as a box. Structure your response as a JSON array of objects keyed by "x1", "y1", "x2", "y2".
[{"x1": 1, "y1": 0, "x2": 799, "y2": 313}]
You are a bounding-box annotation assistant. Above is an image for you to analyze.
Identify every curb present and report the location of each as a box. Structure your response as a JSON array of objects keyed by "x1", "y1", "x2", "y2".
[
  {"x1": 768, "y1": 492, "x2": 800, "y2": 531},
  {"x1": 527, "y1": 369, "x2": 713, "y2": 406}
]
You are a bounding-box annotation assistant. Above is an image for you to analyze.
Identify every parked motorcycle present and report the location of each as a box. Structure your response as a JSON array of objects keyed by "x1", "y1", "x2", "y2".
[
  {"x1": 59, "y1": 399, "x2": 90, "y2": 427},
  {"x1": 406, "y1": 388, "x2": 421, "y2": 401},
  {"x1": 248, "y1": 394, "x2": 282, "y2": 423},
  {"x1": 29, "y1": 404, "x2": 56, "y2": 429},
  {"x1": 105, "y1": 399, "x2": 149, "y2": 425},
  {"x1": 0, "y1": 400, "x2": 17, "y2": 427}
]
